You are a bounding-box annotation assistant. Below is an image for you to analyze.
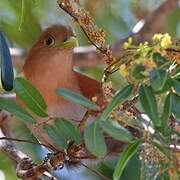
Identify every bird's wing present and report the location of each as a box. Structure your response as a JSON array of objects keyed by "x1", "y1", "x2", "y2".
[{"x1": 75, "y1": 72, "x2": 106, "y2": 107}]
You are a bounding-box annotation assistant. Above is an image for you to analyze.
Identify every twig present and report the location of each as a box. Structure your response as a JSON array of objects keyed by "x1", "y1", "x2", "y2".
[{"x1": 0, "y1": 110, "x2": 56, "y2": 180}]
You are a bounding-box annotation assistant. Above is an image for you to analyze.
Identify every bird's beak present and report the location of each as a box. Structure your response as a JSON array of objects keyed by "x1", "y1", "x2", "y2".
[{"x1": 54, "y1": 36, "x2": 79, "y2": 49}]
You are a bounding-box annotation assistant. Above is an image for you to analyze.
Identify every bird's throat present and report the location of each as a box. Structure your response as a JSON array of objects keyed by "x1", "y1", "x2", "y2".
[{"x1": 22, "y1": 52, "x2": 85, "y2": 120}]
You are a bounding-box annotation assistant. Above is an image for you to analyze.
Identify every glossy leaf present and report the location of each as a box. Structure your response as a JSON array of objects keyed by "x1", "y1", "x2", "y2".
[
  {"x1": 57, "y1": 88, "x2": 99, "y2": 110},
  {"x1": 150, "y1": 69, "x2": 168, "y2": 91},
  {"x1": 103, "y1": 120, "x2": 132, "y2": 142},
  {"x1": 161, "y1": 93, "x2": 172, "y2": 135},
  {"x1": 0, "y1": 31, "x2": 14, "y2": 91},
  {"x1": 139, "y1": 85, "x2": 160, "y2": 127},
  {"x1": 55, "y1": 118, "x2": 81, "y2": 145},
  {"x1": 14, "y1": 77, "x2": 48, "y2": 117},
  {"x1": 172, "y1": 79, "x2": 180, "y2": 94},
  {"x1": 101, "y1": 85, "x2": 133, "y2": 119},
  {"x1": 43, "y1": 124, "x2": 68, "y2": 149},
  {"x1": 0, "y1": 98, "x2": 36, "y2": 124},
  {"x1": 113, "y1": 140, "x2": 140, "y2": 180},
  {"x1": 171, "y1": 93, "x2": 180, "y2": 119},
  {"x1": 84, "y1": 121, "x2": 107, "y2": 157}
]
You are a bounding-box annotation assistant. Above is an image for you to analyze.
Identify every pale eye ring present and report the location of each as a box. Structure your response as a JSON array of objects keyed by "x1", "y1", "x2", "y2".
[{"x1": 44, "y1": 36, "x2": 55, "y2": 46}]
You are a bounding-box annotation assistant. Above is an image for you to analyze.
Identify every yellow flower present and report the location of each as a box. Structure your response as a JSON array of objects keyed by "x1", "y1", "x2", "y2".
[
  {"x1": 152, "y1": 33, "x2": 163, "y2": 41},
  {"x1": 123, "y1": 37, "x2": 133, "y2": 49},
  {"x1": 152, "y1": 33, "x2": 172, "y2": 49},
  {"x1": 160, "y1": 33, "x2": 172, "y2": 49},
  {"x1": 137, "y1": 42, "x2": 151, "y2": 57},
  {"x1": 119, "y1": 64, "x2": 129, "y2": 77}
]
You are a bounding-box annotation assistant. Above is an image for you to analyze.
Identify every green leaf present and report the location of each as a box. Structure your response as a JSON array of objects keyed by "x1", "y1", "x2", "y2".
[
  {"x1": 84, "y1": 121, "x2": 107, "y2": 157},
  {"x1": 14, "y1": 77, "x2": 48, "y2": 117},
  {"x1": 0, "y1": 31, "x2": 14, "y2": 91},
  {"x1": 139, "y1": 85, "x2": 160, "y2": 127},
  {"x1": 132, "y1": 64, "x2": 146, "y2": 80},
  {"x1": 0, "y1": 98, "x2": 36, "y2": 124},
  {"x1": 103, "y1": 120, "x2": 132, "y2": 142},
  {"x1": 113, "y1": 140, "x2": 140, "y2": 180},
  {"x1": 171, "y1": 93, "x2": 180, "y2": 119},
  {"x1": 101, "y1": 85, "x2": 133, "y2": 119},
  {"x1": 152, "y1": 52, "x2": 167, "y2": 66},
  {"x1": 153, "y1": 77, "x2": 172, "y2": 94},
  {"x1": 55, "y1": 118, "x2": 81, "y2": 145},
  {"x1": 161, "y1": 93, "x2": 172, "y2": 136},
  {"x1": 57, "y1": 88, "x2": 99, "y2": 110},
  {"x1": 43, "y1": 124, "x2": 68, "y2": 149},
  {"x1": 172, "y1": 79, "x2": 180, "y2": 94},
  {"x1": 150, "y1": 69, "x2": 168, "y2": 91}
]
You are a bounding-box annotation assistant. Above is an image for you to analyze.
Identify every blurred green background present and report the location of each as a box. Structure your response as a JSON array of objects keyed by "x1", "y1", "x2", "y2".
[{"x1": 0, "y1": 0, "x2": 179, "y2": 179}]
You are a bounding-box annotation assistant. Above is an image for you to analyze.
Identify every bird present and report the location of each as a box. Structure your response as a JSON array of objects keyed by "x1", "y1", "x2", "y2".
[{"x1": 20, "y1": 25, "x2": 106, "y2": 152}]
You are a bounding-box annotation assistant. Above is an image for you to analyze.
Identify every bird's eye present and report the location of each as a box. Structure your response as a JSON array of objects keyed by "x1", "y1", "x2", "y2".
[
  {"x1": 63, "y1": 37, "x2": 68, "y2": 42},
  {"x1": 44, "y1": 36, "x2": 55, "y2": 46}
]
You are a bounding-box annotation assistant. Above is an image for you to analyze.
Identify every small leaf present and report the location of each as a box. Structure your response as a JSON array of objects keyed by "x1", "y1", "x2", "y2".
[
  {"x1": 172, "y1": 79, "x2": 180, "y2": 94},
  {"x1": 161, "y1": 93, "x2": 172, "y2": 136},
  {"x1": 14, "y1": 77, "x2": 48, "y2": 117},
  {"x1": 113, "y1": 140, "x2": 140, "y2": 180},
  {"x1": 103, "y1": 120, "x2": 132, "y2": 142},
  {"x1": 171, "y1": 93, "x2": 180, "y2": 119},
  {"x1": 0, "y1": 98, "x2": 36, "y2": 124},
  {"x1": 57, "y1": 88, "x2": 99, "y2": 110},
  {"x1": 150, "y1": 69, "x2": 168, "y2": 91},
  {"x1": 55, "y1": 118, "x2": 81, "y2": 145},
  {"x1": 139, "y1": 85, "x2": 160, "y2": 127},
  {"x1": 152, "y1": 52, "x2": 167, "y2": 66},
  {"x1": 132, "y1": 64, "x2": 146, "y2": 80},
  {"x1": 0, "y1": 32, "x2": 14, "y2": 91},
  {"x1": 43, "y1": 124, "x2": 68, "y2": 149},
  {"x1": 84, "y1": 121, "x2": 107, "y2": 157},
  {"x1": 101, "y1": 85, "x2": 133, "y2": 119}
]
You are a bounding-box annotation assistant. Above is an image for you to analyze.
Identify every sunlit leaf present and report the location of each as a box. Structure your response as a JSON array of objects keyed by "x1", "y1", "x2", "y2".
[
  {"x1": 0, "y1": 98, "x2": 36, "y2": 124},
  {"x1": 84, "y1": 121, "x2": 107, "y2": 157},
  {"x1": 43, "y1": 124, "x2": 68, "y2": 149},
  {"x1": 101, "y1": 85, "x2": 133, "y2": 119},
  {"x1": 103, "y1": 120, "x2": 132, "y2": 142},
  {"x1": 55, "y1": 118, "x2": 81, "y2": 145},
  {"x1": 57, "y1": 88, "x2": 99, "y2": 110},
  {"x1": 0, "y1": 31, "x2": 14, "y2": 91},
  {"x1": 139, "y1": 85, "x2": 160, "y2": 127},
  {"x1": 113, "y1": 140, "x2": 140, "y2": 180},
  {"x1": 14, "y1": 77, "x2": 48, "y2": 117}
]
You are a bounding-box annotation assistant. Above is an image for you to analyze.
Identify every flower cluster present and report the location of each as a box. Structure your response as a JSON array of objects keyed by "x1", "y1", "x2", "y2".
[
  {"x1": 123, "y1": 37, "x2": 133, "y2": 49},
  {"x1": 152, "y1": 33, "x2": 172, "y2": 49}
]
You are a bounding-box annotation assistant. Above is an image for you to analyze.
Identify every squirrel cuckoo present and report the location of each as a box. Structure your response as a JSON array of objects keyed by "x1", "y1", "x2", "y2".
[{"x1": 20, "y1": 25, "x2": 107, "y2": 152}]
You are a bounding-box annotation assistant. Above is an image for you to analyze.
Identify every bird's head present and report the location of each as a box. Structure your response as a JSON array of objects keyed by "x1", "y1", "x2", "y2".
[{"x1": 24, "y1": 25, "x2": 78, "y2": 67}]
